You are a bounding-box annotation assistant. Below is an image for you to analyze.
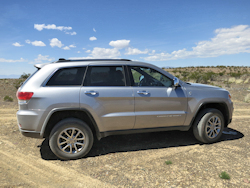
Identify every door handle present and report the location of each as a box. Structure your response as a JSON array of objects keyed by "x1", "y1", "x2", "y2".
[
  {"x1": 84, "y1": 91, "x2": 99, "y2": 95},
  {"x1": 137, "y1": 91, "x2": 149, "y2": 95}
]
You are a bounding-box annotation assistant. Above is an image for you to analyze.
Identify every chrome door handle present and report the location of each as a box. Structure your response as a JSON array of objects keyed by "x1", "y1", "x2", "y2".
[
  {"x1": 137, "y1": 91, "x2": 149, "y2": 95},
  {"x1": 84, "y1": 91, "x2": 98, "y2": 95}
]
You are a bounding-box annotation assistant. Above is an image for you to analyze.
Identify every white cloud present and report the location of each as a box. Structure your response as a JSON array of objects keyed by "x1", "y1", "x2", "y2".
[
  {"x1": 144, "y1": 25, "x2": 250, "y2": 61},
  {"x1": 90, "y1": 47, "x2": 120, "y2": 58},
  {"x1": 109, "y1": 39, "x2": 130, "y2": 49},
  {"x1": 50, "y1": 38, "x2": 64, "y2": 48},
  {"x1": 34, "y1": 24, "x2": 72, "y2": 31},
  {"x1": 89, "y1": 36, "x2": 97, "y2": 41},
  {"x1": 0, "y1": 58, "x2": 26, "y2": 63},
  {"x1": 63, "y1": 46, "x2": 70, "y2": 50},
  {"x1": 62, "y1": 44, "x2": 76, "y2": 50},
  {"x1": 71, "y1": 47, "x2": 121, "y2": 59},
  {"x1": 125, "y1": 47, "x2": 149, "y2": 55},
  {"x1": 30, "y1": 54, "x2": 54, "y2": 64},
  {"x1": 93, "y1": 28, "x2": 96, "y2": 32},
  {"x1": 12, "y1": 42, "x2": 23, "y2": 47},
  {"x1": 32, "y1": 41, "x2": 46, "y2": 46},
  {"x1": 34, "y1": 24, "x2": 76, "y2": 35},
  {"x1": 65, "y1": 31, "x2": 77, "y2": 35},
  {"x1": 25, "y1": 40, "x2": 31, "y2": 44},
  {"x1": 25, "y1": 40, "x2": 46, "y2": 46},
  {"x1": 149, "y1": 50, "x2": 156, "y2": 55},
  {"x1": 77, "y1": 51, "x2": 81, "y2": 53}
]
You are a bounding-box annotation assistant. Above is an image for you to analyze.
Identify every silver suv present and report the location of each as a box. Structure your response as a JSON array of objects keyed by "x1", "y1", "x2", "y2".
[{"x1": 16, "y1": 59, "x2": 234, "y2": 160}]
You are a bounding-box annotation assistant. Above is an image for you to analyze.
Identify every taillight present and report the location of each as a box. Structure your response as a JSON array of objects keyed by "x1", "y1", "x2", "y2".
[{"x1": 17, "y1": 92, "x2": 34, "y2": 100}]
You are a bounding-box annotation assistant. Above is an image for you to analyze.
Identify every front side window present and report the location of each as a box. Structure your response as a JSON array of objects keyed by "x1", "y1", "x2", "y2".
[
  {"x1": 46, "y1": 67, "x2": 86, "y2": 86},
  {"x1": 84, "y1": 66, "x2": 125, "y2": 86},
  {"x1": 129, "y1": 66, "x2": 172, "y2": 87}
]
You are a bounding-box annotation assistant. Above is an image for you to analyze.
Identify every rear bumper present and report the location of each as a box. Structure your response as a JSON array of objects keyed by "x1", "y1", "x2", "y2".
[
  {"x1": 17, "y1": 110, "x2": 44, "y2": 138},
  {"x1": 16, "y1": 109, "x2": 44, "y2": 137}
]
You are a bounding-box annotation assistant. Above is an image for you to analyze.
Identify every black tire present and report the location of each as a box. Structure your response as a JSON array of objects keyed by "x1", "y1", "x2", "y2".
[
  {"x1": 49, "y1": 118, "x2": 93, "y2": 160},
  {"x1": 193, "y1": 108, "x2": 224, "y2": 143}
]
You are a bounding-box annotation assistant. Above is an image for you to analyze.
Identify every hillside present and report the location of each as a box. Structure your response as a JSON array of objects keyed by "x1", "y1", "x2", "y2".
[{"x1": 0, "y1": 66, "x2": 250, "y2": 105}]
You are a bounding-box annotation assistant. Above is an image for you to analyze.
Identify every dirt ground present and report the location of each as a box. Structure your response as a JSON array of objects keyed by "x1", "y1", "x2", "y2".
[{"x1": 0, "y1": 79, "x2": 250, "y2": 187}]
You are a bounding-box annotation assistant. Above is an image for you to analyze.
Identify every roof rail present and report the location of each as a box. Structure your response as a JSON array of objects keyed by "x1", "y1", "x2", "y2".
[{"x1": 56, "y1": 58, "x2": 131, "y2": 62}]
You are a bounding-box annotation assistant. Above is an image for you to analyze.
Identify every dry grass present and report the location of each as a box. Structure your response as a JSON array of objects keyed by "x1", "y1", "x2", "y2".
[{"x1": 244, "y1": 93, "x2": 250, "y2": 103}]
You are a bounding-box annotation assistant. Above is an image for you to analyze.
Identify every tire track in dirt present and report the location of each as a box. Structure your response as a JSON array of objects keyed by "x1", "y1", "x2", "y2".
[{"x1": 0, "y1": 137, "x2": 115, "y2": 188}]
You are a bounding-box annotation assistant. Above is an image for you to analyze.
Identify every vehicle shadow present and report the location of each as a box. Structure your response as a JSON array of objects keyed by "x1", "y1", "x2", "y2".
[{"x1": 39, "y1": 127, "x2": 244, "y2": 160}]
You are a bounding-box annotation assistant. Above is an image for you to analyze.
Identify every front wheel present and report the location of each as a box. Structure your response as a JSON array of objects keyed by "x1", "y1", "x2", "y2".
[
  {"x1": 193, "y1": 108, "x2": 224, "y2": 143},
  {"x1": 49, "y1": 118, "x2": 93, "y2": 160}
]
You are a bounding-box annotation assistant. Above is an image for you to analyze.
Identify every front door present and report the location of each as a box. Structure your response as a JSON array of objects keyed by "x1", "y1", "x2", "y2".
[{"x1": 128, "y1": 66, "x2": 187, "y2": 129}]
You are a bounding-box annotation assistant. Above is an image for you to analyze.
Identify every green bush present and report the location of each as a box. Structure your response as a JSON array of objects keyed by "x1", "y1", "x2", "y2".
[
  {"x1": 14, "y1": 79, "x2": 24, "y2": 89},
  {"x1": 219, "y1": 171, "x2": 230, "y2": 180},
  {"x1": 20, "y1": 73, "x2": 31, "y2": 79},
  {"x1": 165, "y1": 160, "x2": 172, "y2": 165},
  {"x1": 230, "y1": 72, "x2": 242, "y2": 78},
  {"x1": 219, "y1": 71, "x2": 226, "y2": 76},
  {"x1": 4, "y1": 95, "x2": 13, "y2": 102}
]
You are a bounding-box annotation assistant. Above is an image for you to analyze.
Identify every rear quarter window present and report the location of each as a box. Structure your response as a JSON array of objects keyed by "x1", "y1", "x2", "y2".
[{"x1": 46, "y1": 67, "x2": 86, "y2": 86}]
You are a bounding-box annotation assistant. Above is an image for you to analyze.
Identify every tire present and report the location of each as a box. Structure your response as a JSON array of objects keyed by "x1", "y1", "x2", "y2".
[
  {"x1": 49, "y1": 118, "x2": 93, "y2": 160},
  {"x1": 193, "y1": 108, "x2": 224, "y2": 143}
]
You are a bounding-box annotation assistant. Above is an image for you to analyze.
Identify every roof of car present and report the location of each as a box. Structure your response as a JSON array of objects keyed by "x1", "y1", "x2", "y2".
[
  {"x1": 34, "y1": 58, "x2": 175, "y2": 80},
  {"x1": 55, "y1": 58, "x2": 132, "y2": 63}
]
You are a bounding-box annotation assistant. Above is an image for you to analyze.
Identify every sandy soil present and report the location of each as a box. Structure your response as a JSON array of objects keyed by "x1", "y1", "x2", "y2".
[
  {"x1": 0, "y1": 78, "x2": 250, "y2": 187},
  {"x1": 0, "y1": 101, "x2": 250, "y2": 188}
]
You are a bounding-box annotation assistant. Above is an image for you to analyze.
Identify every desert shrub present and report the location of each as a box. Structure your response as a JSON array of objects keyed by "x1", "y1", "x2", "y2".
[
  {"x1": 219, "y1": 171, "x2": 230, "y2": 180},
  {"x1": 216, "y1": 65, "x2": 226, "y2": 69},
  {"x1": 165, "y1": 160, "x2": 172, "y2": 165},
  {"x1": 203, "y1": 71, "x2": 216, "y2": 82},
  {"x1": 14, "y1": 79, "x2": 24, "y2": 89},
  {"x1": 188, "y1": 72, "x2": 202, "y2": 82},
  {"x1": 245, "y1": 93, "x2": 250, "y2": 103},
  {"x1": 188, "y1": 71, "x2": 216, "y2": 84},
  {"x1": 4, "y1": 95, "x2": 13, "y2": 102},
  {"x1": 181, "y1": 71, "x2": 189, "y2": 80},
  {"x1": 219, "y1": 71, "x2": 226, "y2": 76},
  {"x1": 20, "y1": 73, "x2": 31, "y2": 79},
  {"x1": 230, "y1": 72, "x2": 242, "y2": 78}
]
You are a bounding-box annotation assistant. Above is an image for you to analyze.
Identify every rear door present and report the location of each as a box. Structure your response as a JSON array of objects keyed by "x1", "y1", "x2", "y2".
[
  {"x1": 80, "y1": 65, "x2": 135, "y2": 132},
  {"x1": 128, "y1": 66, "x2": 187, "y2": 129}
]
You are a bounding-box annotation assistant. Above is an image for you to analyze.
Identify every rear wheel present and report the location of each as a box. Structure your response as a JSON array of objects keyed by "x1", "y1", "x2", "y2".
[
  {"x1": 193, "y1": 108, "x2": 224, "y2": 143},
  {"x1": 49, "y1": 118, "x2": 93, "y2": 160}
]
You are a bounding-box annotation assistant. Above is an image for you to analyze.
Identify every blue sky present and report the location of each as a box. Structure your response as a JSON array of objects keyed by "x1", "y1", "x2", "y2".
[{"x1": 1, "y1": 0, "x2": 250, "y2": 77}]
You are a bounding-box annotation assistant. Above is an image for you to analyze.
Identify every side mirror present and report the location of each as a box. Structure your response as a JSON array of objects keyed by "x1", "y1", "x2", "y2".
[{"x1": 173, "y1": 77, "x2": 179, "y2": 88}]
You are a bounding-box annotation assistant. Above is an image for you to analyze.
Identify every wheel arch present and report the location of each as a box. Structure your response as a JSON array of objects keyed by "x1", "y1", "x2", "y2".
[
  {"x1": 190, "y1": 102, "x2": 230, "y2": 128},
  {"x1": 41, "y1": 108, "x2": 102, "y2": 140}
]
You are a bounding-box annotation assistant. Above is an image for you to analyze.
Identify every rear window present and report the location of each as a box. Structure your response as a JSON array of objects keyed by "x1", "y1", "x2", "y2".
[
  {"x1": 84, "y1": 66, "x2": 125, "y2": 86},
  {"x1": 46, "y1": 67, "x2": 86, "y2": 86}
]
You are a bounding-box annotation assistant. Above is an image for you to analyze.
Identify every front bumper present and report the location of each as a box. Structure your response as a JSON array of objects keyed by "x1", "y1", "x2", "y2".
[{"x1": 19, "y1": 129, "x2": 43, "y2": 138}]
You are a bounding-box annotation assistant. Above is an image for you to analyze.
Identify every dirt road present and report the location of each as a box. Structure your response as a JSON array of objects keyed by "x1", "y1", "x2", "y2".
[{"x1": 0, "y1": 102, "x2": 249, "y2": 187}]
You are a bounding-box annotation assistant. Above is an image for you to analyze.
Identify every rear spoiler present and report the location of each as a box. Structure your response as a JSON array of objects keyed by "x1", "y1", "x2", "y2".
[{"x1": 34, "y1": 63, "x2": 49, "y2": 69}]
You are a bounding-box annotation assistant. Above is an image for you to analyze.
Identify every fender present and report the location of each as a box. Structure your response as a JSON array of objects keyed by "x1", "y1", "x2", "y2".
[
  {"x1": 40, "y1": 107, "x2": 101, "y2": 139},
  {"x1": 189, "y1": 101, "x2": 230, "y2": 128}
]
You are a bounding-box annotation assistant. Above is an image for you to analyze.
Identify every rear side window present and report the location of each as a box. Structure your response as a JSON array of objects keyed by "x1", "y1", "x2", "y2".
[
  {"x1": 46, "y1": 67, "x2": 86, "y2": 86},
  {"x1": 84, "y1": 66, "x2": 125, "y2": 86}
]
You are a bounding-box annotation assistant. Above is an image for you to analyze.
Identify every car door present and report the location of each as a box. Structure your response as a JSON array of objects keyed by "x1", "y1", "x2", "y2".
[
  {"x1": 80, "y1": 65, "x2": 135, "y2": 132},
  {"x1": 128, "y1": 66, "x2": 187, "y2": 129}
]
